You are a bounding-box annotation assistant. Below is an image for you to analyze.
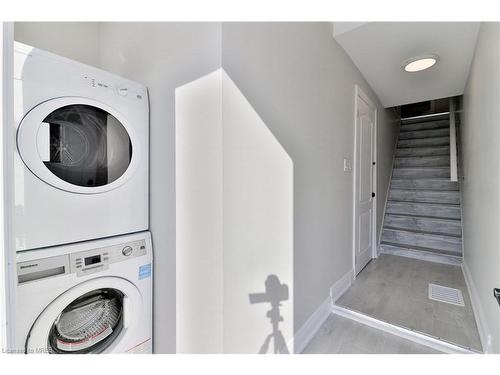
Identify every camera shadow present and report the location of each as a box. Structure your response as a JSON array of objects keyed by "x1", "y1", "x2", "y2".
[{"x1": 249, "y1": 274, "x2": 290, "y2": 354}]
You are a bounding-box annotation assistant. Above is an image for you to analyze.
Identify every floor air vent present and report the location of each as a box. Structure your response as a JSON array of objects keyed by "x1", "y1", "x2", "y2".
[{"x1": 428, "y1": 284, "x2": 465, "y2": 306}]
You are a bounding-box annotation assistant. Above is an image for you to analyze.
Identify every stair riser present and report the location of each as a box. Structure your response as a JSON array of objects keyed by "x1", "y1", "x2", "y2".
[
  {"x1": 379, "y1": 244, "x2": 462, "y2": 262},
  {"x1": 394, "y1": 156, "x2": 450, "y2": 168},
  {"x1": 389, "y1": 190, "x2": 460, "y2": 204},
  {"x1": 393, "y1": 168, "x2": 450, "y2": 179},
  {"x1": 398, "y1": 137, "x2": 450, "y2": 148},
  {"x1": 386, "y1": 202, "x2": 461, "y2": 219},
  {"x1": 384, "y1": 214, "x2": 462, "y2": 236},
  {"x1": 382, "y1": 229, "x2": 462, "y2": 254},
  {"x1": 400, "y1": 120, "x2": 449, "y2": 132},
  {"x1": 396, "y1": 146, "x2": 450, "y2": 157},
  {"x1": 391, "y1": 179, "x2": 458, "y2": 191},
  {"x1": 399, "y1": 128, "x2": 449, "y2": 140}
]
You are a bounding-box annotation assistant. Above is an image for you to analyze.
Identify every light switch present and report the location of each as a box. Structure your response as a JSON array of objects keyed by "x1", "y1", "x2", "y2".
[{"x1": 343, "y1": 158, "x2": 352, "y2": 173}]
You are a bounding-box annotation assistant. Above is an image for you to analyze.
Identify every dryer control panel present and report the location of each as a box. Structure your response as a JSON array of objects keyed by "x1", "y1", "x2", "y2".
[{"x1": 17, "y1": 239, "x2": 147, "y2": 283}]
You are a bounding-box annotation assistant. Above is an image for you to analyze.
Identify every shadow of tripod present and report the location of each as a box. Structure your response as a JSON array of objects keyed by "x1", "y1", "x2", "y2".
[{"x1": 249, "y1": 275, "x2": 290, "y2": 354}]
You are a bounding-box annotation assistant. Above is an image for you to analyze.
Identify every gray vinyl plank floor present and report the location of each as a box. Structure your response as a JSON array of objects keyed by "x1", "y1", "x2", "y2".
[
  {"x1": 303, "y1": 315, "x2": 440, "y2": 354},
  {"x1": 336, "y1": 254, "x2": 482, "y2": 352}
]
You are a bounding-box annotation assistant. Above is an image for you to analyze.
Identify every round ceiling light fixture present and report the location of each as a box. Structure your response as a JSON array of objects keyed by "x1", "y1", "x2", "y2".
[{"x1": 403, "y1": 55, "x2": 439, "y2": 72}]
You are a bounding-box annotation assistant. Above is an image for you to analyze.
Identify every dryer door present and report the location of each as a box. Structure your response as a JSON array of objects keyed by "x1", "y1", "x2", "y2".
[
  {"x1": 26, "y1": 277, "x2": 143, "y2": 354},
  {"x1": 17, "y1": 97, "x2": 141, "y2": 194}
]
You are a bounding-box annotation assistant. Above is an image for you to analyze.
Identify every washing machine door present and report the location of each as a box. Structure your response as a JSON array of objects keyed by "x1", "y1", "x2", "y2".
[
  {"x1": 26, "y1": 277, "x2": 142, "y2": 354},
  {"x1": 17, "y1": 97, "x2": 141, "y2": 194}
]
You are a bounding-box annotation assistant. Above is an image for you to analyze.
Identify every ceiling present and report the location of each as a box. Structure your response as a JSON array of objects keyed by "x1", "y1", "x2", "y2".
[{"x1": 333, "y1": 22, "x2": 480, "y2": 108}]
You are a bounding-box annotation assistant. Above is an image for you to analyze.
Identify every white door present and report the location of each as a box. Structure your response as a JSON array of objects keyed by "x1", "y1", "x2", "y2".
[{"x1": 353, "y1": 88, "x2": 376, "y2": 275}]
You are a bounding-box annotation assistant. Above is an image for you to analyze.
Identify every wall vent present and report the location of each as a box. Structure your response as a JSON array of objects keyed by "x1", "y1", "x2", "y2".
[{"x1": 428, "y1": 284, "x2": 465, "y2": 306}]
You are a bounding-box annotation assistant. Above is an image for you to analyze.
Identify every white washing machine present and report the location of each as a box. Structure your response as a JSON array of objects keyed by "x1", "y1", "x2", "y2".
[
  {"x1": 14, "y1": 231, "x2": 153, "y2": 354},
  {"x1": 13, "y1": 42, "x2": 149, "y2": 251}
]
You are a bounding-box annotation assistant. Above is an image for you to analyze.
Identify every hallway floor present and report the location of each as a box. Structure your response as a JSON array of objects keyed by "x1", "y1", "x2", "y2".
[
  {"x1": 336, "y1": 254, "x2": 482, "y2": 352},
  {"x1": 303, "y1": 315, "x2": 440, "y2": 354}
]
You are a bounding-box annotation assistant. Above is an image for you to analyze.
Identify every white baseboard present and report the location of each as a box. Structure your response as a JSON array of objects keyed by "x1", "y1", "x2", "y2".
[
  {"x1": 330, "y1": 269, "x2": 354, "y2": 303},
  {"x1": 293, "y1": 269, "x2": 354, "y2": 354},
  {"x1": 292, "y1": 296, "x2": 332, "y2": 354},
  {"x1": 462, "y1": 261, "x2": 492, "y2": 353},
  {"x1": 331, "y1": 305, "x2": 477, "y2": 354}
]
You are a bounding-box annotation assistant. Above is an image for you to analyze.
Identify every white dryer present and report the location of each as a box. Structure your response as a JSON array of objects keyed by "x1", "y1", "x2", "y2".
[
  {"x1": 15, "y1": 232, "x2": 153, "y2": 354},
  {"x1": 13, "y1": 42, "x2": 149, "y2": 251}
]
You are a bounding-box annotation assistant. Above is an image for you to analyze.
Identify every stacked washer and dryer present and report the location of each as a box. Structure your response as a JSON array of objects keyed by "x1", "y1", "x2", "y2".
[{"x1": 12, "y1": 42, "x2": 152, "y2": 354}]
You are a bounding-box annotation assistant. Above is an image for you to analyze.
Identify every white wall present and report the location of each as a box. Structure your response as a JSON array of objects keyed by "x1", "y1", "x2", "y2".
[
  {"x1": 221, "y1": 22, "x2": 399, "y2": 332},
  {"x1": 175, "y1": 70, "x2": 224, "y2": 353},
  {"x1": 14, "y1": 22, "x2": 101, "y2": 67},
  {"x1": 99, "y1": 22, "x2": 222, "y2": 354},
  {"x1": 176, "y1": 70, "x2": 293, "y2": 353},
  {"x1": 461, "y1": 22, "x2": 500, "y2": 353}
]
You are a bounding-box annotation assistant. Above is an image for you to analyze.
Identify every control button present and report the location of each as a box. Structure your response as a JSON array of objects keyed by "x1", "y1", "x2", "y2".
[
  {"x1": 122, "y1": 246, "x2": 133, "y2": 256},
  {"x1": 118, "y1": 88, "x2": 129, "y2": 96}
]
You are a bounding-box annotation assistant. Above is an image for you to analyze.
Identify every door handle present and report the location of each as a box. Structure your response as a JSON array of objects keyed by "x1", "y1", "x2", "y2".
[{"x1": 494, "y1": 288, "x2": 500, "y2": 307}]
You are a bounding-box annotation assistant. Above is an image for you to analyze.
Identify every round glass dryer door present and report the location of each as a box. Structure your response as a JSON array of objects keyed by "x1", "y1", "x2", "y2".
[
  {"x1": 48, "y1": 288, "x2": 124, "y2": 354},
  {"x1": 17, "y1": 97, "x2": 139, "y2": 194}
]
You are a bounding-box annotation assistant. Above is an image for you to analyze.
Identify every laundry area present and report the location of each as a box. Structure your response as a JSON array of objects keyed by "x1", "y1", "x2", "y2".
[{"x1": 1, "y1": 18, "x2": 500, "y2": 359}]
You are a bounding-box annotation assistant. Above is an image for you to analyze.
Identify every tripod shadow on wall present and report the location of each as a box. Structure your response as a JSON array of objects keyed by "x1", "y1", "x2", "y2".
[{"x1": 249, "y1": 275, "x2": 289, "y2": 354}]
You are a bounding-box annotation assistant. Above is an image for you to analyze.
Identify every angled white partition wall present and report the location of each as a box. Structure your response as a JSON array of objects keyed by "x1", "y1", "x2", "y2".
[{"x1": 176, "y1": 69, "x2": 294, "y2": 353}]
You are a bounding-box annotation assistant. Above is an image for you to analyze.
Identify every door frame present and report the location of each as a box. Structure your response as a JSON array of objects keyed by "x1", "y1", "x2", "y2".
[{"x1": 352, "y1": 85, "x2": 377, "y2": 278}]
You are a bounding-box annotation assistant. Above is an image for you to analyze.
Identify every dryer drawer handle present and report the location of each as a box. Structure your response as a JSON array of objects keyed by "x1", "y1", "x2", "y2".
[{"x1": 123, "y1": 295, "x2": 132, "y2": 329}]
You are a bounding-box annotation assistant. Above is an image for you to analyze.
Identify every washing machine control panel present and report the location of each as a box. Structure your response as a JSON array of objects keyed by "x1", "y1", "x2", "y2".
[
  {"x1": 17, "y1": 239, "x2": 148, "y2": 283},
  {"x1": 70, "y1": 239, "x2": 147, "y2": 277}
]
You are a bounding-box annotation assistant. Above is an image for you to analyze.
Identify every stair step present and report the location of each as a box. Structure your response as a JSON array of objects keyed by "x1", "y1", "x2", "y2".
[
  {"x1": 382, "y1": 228, "x2": 462, "y2": 255},
  {"x1": 391, "y1": 178, "x2": 458, "y2": 191},
  {"x1": 396, "y1": 146, "x2": 450, "y2": 157},
  {"x1": 401, "y1": 113, "x2": 449, "y2": 125},
  {"x1": 394, "y1": 155, "x2": 450, "y2": 168},
  {"x1": 389, "y1": 189, "x2": 460, "y2": 205},
  {"x1": 393, "y1": 167, "x2": 450, "y2": 179},
  {"x1": 398, "y1": 128, "x2": 450, "y2": 140},
  {"x1": 386, "y1": 201, "x2": 461, "y2": 219},
  {"x1": 379, "y1": 243, "x2": 462, "y2": 264},
  {"x1": 384, "y1": 214, "x2": 462, "y2": 236},
  {"x1": 400, "y1": 120, "x2": 449, "y2": 132},
  {"x1": 398, "y1": 136, "x2": 450, "y2": 148}
]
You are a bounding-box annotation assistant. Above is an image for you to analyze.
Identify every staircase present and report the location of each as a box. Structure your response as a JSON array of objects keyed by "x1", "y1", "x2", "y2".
[{"x1": 380, "y1": 114, "x2": 463, "y2": 264}]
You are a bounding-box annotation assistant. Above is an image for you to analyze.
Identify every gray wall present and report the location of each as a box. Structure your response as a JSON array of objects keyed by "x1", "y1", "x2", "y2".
[
  {"x1": 221, "y1": 22, "x2": 398, "y2": 331},
  {"x1": 461, "y1": 22, "x2": 500, "y2": 353},
  {"x1": 14, "y1": 22, "x2": 101, "y2": 67}
]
